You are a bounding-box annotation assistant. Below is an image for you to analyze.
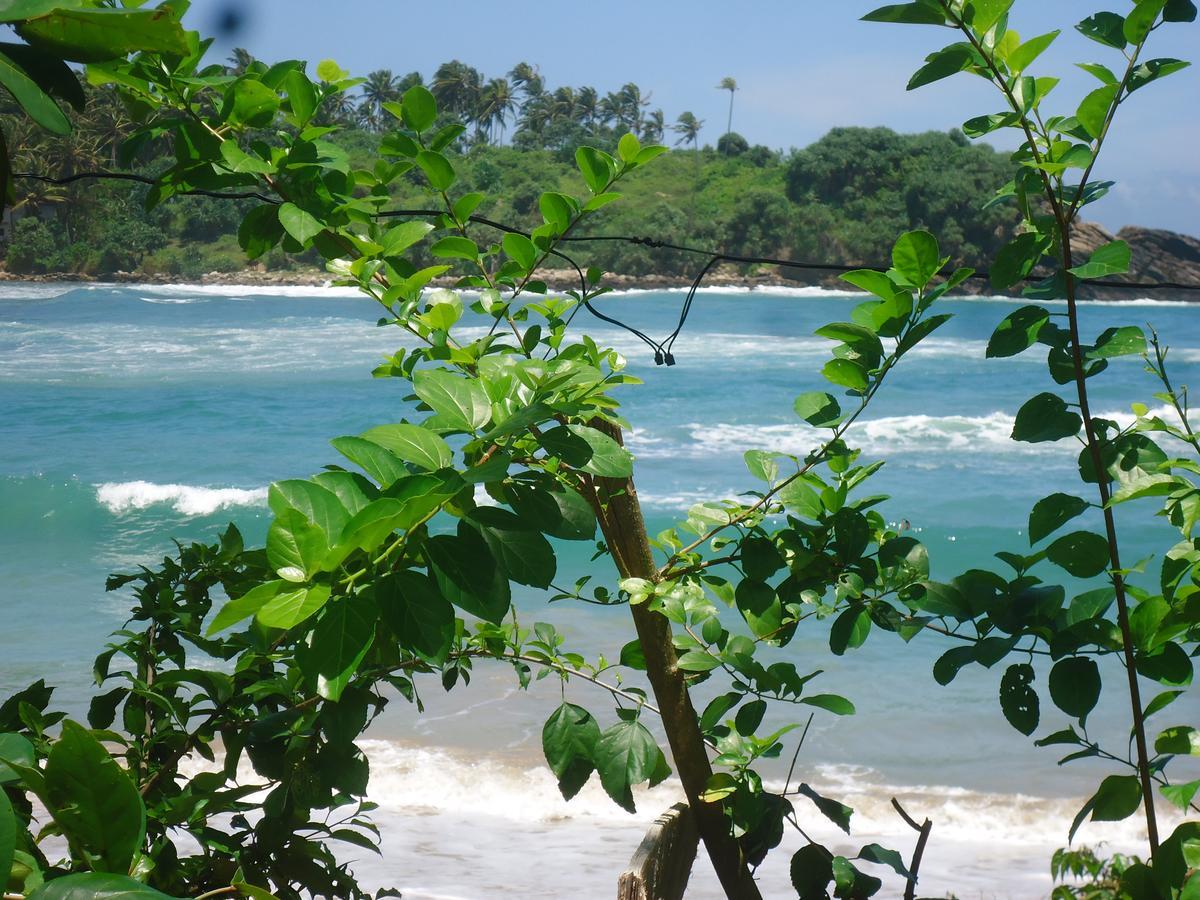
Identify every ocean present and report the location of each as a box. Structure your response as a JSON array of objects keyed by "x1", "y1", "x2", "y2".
[{"x1": 2, "y1": 281, "x2": 1196, "y2": 898}]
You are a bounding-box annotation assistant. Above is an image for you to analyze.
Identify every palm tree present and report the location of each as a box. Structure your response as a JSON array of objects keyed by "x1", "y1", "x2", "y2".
[
  {"x1": 673, "y1": 111, "x2": 703, "y2": 149},
  {"x1": 576, "y1": 86, "x2": 599, "y2": 130},
  {"x1": 431, "y1": 60, "x2": 483, "y2": 126},
  {"x1": 640, "y1": 109, "x2": 664, "y2": 144},
  {"x1": 477, "y1": 77, "x2": 517, "y2": 143},
  {"x1": 617, "y1": 82, "x2": 650, "y2": 134},
  {"x1": 359, "y1": 69, "x2": 399, "y2": 132},
  {"x1": 227, "y1": 47, "x2": 254, "y2": 76},
  {"x1": 717, "y1": 76, "x2": 738, "y2": 135},
  {"x1": 508, "y1": 62, "x2": 542, "y2": 100}
]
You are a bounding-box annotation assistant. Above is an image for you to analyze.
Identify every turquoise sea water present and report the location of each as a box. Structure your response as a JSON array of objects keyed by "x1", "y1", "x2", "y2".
[{"x1": 2, "y1": 281, "x2": 1197, "y2": 898}]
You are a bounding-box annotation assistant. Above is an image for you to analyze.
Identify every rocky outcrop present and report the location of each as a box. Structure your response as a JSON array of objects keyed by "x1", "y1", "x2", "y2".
[{"x1": 1068, "y1": 222, "x2": 1200, "y2": 301}]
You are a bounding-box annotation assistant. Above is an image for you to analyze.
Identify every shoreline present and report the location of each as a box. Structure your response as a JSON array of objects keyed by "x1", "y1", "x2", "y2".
[{"x1": 2, "y1": 265, "x2": 1196, "y2": 301}]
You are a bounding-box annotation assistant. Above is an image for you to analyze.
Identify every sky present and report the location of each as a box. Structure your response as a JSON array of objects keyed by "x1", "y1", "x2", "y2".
[{"x1": 183, "y1": 0, "x2": 1199, "y2": 235}]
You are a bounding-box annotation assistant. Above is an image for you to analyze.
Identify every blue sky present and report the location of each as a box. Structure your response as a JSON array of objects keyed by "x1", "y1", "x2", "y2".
[{"x1": 184, "y1": 1, "x2": 1198, "y2": 235}]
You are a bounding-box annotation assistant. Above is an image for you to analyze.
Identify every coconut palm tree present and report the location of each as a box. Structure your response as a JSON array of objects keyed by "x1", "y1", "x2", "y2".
[
  {"x1": 227, "y1": 47, "x2": 254, "y2": 76},
  {"x1": 477, "y1": 77, "x2": 517, "y2": 144},
  {"x1": 508, "y1": 62, "x2": 542, "y2": 100},
  {"x1": 717, "y1": 76, "x2": 738, "y2": 135},
  {"x1": 640, "y1": 109, "x2": 665, "y2": 144},
  {"x1": 673, "y1": 111, "x2": 703, "y2": 149},
  {"x1": 431, "y1": 60, "x2": 483, "y2": 126},
  {"x1": 576, "y1": 86, "x2": 599, "y2": 130},
  {"x1": 359, "y1": 69, "x2": 399, "y2": 132}
]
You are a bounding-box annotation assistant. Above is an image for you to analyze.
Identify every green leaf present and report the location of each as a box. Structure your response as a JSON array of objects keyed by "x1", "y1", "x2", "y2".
[
  {"x1": 1128, "y1": 57, "x2": 1191, "y2": 93},
  {"x1": 331, "y1": 435, "x2": 410, "y2": 487},
  {"x1": 791, "y1": 844, "x2": 834, "y2": 899},
  {"x1": 45, "y1": 721, "x2": 145, "y2": 874},
  {"x1": 800, "y1": 694, "x2": 856, "y2": 716},
  {"x1": 1047, "y1": 531, "x2": 1110, "y2": 578},
  {"x1": 1000, "y1": 663, "x2": 1039, "y2": 735},
  {"x1": 1076, "y1": 11, "x2": 1127, "y2": 48},
  {"x1": 277, "y1": 202, "x2": 324, "y2": 244},
  {"x1": 267, "y1": 508, "x2": 327, "y2": 582},
  {"x1": 1070, "y1": 240, "x2": 1131, "y2": 280},
  {"x1": 469, "y1": 506, "x2": 556, "y2": 588},
  {"x1": 1029, "y1": 493, "x2": 1090, "y2": 544},
  {"x1": 538, "y1": 424, "x2": 632, "y2": 478},
  {"x1": 237, "y1": 204, "x2": 283, "y2": 260},
  {"x1": 414, "y1": 369, "x2": 491, "y2": 433},
  {"x1": 1075, "y1": 84, "x2": 1119, "y2": 140},
  {"x1": 798, "y1": 783, "x2": 852, "y2": 833},
  {"x1": 857, "y1": 842, "x2": 911, "y2": 878},
  {"x1": 299, "y1": 593, "x2": 376, "y2": 701},
  {"x1": 374, "y1": 570, "x2": 453, "y2": 663},
  {"x1": 0, "y1": 49, "x2": 69, "y2": 134},
  {"x1": 1049, "y1": 657, "x2": 1101, "y2": 721},
  {"x1": 1161, "y1": 780, "x2": 1200, "y2": 811},
  {"x1": 861, "y1": 2, "x2": 945, "y2": 24},
  {"x1": 736, "y1": 579, "x2": 784, "y2": 641},
  {"x1": 1155, "y1": 725, "x2": 1200, "y2": 755},
  {"x1": 822, "y1": 358, "x2": 868, "y2": 392},
  {"x1": 793, "y1": 391, "x2": 842, "y2": 427},
  {"x1": 505, "y1": 484, "x2": 596, "y2": 541},
  {"x1": 908, "y1": 44, "x2": 975, "y2": 90},
  {"x1": 427, "y1": 527, "x2": 510, "y2": 623},
  {"x1": 1091, "y1": 774, "x2": 1142, "y2": 821},
  {"x1": 990, "y1": 233, "x2": 1047, "y2": 291},
  {"x1": 933, "y1": 646, "x2": 977, "y2": 684},
  {"x1": 1090, "y1": 325, "x2": 1146, "y2": 359},
  {"x1": 18, "y1": 7, "x2": 190, "y2": 62},
  {"x1": 360, "y1": 423, "x2": 452, "y2": 472},
  {"x1": 502, "y1": 232, "x2": 538, "y2": 270},
  {"x1": 617, "y1": 131, "x2": 641, "y2": 163},
  {"x1": 401, "y1": 84, "x2": 436, "y2": 132},
  {"x1": 1164, "y1": 0, "x2": 1197, "y2": 21},
  {"x1": 1007, "y1": 30, "x2": 1060, "y2": 74},
  {"x1": 0, "y1": 789, "x2": 14, "y2": 895},
  {"x1": 1012, "y1": 393, "x2": 1081, "y2": 443},
  {"x1": 987, "y1": 305, "x2": 1049, "y2": 357},
  {"x1": 593, "y1": 718, "x2": 668, "y2": 813},
  {"x1": 223, "y1": 77, "x2": 280, "y2": 128},
  {"x1": 27, "y1": 873, "x2": 178, "y2": 899},
  {"x1": 891, "y1": 230, "x2": 941, "y2": 287},
  {"x1": 256, "y1": 583, "x2": 330, "y2": 630},
  {"x1": 542, "y1": 702, "x2": 601, "y2": 801},
  {"x1": 575, "y1": 146, "x2": 615, "y2": 194},
  {"x1": 1124, "y1": 0, "x2": 1168, "y2": 43},
  {"x1": 269, "y1": 479, "x2": 350, "y2": 542},
  {"x1": 0, "y1": 0, "x2": 84, "y2": 23},
  {"x1": 829, "y1": 606, "x2": 870, "y2": 656},
  {"x1": 207, "y1": 580, "x2": 292, "y2": 634},
  {"x1": 0, "y1": 731, "x2": 34, "y2": 783},
  {"x1": 284, "y1": 69, "x2": 316, "y2": 126},
  {"x1": 380, "y1": 220, "x2": 434, "y2": 256},
  {"x1": 539, "y1": 191, "x2": 575, "y2": 230},
  {"x1": 415, "y1": 149, "x2": 455, "y2": 190}
]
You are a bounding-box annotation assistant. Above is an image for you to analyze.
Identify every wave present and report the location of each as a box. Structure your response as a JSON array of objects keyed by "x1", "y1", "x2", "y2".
[{"x1": 95, "y1": 481, "x2": 267, "y2": 516}]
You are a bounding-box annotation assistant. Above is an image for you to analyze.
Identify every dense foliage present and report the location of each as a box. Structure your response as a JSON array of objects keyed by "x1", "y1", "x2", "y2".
[{"x1": 2, "y1": 72, "x2": 1024, "y2": 279}]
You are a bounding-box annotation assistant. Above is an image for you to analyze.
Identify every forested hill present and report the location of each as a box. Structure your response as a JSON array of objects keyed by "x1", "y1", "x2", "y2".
[{"x1": 2, "y1": 67, "x2": 1191, "y2": 287}]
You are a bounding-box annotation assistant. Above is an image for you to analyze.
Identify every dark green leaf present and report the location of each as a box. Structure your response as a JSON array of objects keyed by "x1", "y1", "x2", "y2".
[
  {"x1": 800, "y1": 694, "x2": 856, "y2": 716},
  {"x1": 798, "y1": 783, "x2": 852, "y2": 833},
  {"x1": 0, "y1": 789, "x2": 14, "y2": 893},
  {"x1": 1049, "y1": 657, "x2": 1101, "y2": 721},
  {"x1": 27, "y1": 873, "x2": 178, "y2": 899},
  {"x1": 593, "y1": 718, "x2": 667, "y2": 813},
  {"x1": 300, "y1": 594, "x2": 376, "y2": 701},
  {"x1": 987, "y1": 305, "x2": 1049, "y2": 358},
  {"x1": 1128, "y1": 57, "x2": 1191, "y2": 93},
  {"x1": 469, "y1": 506, "x2": 556, "y2": 588},
  {"x1": 0, "y1": 49, "x2": 69, "y2": 134},
  {"x1": 829, "y1": 606, "x2": 870, "y2": 656},
  {"x1": 1046, "y1": 531, "x2": 1110, "y2": 578},
  {"x1": 427, "y1": 526, "x2": 510, "y2": 623},
  {"x1": 822, "y1": 358, "x2": 868, "y2": 392},
  {"x1": 908, "y1": 44, "x2": 975, "y2": 90},
  {"x1": 990, "y1": 234, "x2": 1047, "y2": 291},
  {"x1": 1029, "y1": 493, "x2": 1090, "y2": 544},
  {"x1": 375, "y1": 570, "x2": 453, "y2": 663},
  {"x1": 542, "y1": 703, "x2": 601, "y2": 801},
  {"x1": 538, "y1": 424, "x2": 632, "y2": 477},
  {"x1": 18, "y1": 7, "x2": 190, "y2": 62},
  {"x1": 1090, "y1": 774, "x2": 1142, "y2": 822},
  {"x1": 45, "y1": 721, "x2": 145, "y2": 874},
  {"x1": 1076, "y1": 11, "x2": 1127, "y2": 48},
  {"x1": 791, "y1": 844, "x2": 834, "y2": 899},
  {"x1": 794, "y1": 391, "x2": 842, "y2": 427},
  {"x1": 237, "y1": 204, "x2": 283, "y2": 260},
  {"x1": 1000, "y1": 663, "x2": 1039, "y2": 735},
  {"x1": 1155, "y1": 725, "x2": 1200, "y2": 755},
  {"x1": 0, "y1": 731, "x2": 34, "y2": 783},
  {"x1": 1012, "y1": 393, "x2": 1081, "y2": 443},
  {"x1": 861, "y1": 2, "x2": 945, "y2": 24}
]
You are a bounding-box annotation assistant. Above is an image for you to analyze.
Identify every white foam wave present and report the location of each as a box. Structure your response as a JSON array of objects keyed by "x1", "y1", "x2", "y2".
[
  {"x1": 117, "y1": 282, "x2": 364, "y2": 298},
  {"x1": 0, "y1": 283, "x2": 74, "y2": 300},
  {"x1": 138, "y1": 295, "x2": 211, "y2": 305},
  {"x1": 96, "y1": 481, "x2": 267, "y2": 516}
]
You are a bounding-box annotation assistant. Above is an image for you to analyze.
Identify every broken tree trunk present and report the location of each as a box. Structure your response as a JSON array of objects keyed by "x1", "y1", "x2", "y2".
[{"x1": 617, "y1": 802, "x2": 699, "y2": 900}]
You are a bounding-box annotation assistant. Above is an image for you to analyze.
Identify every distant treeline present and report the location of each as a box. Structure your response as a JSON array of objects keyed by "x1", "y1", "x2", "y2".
[{"x1": 2, "y1": 56, "x2": 1021, "y2": 279}]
